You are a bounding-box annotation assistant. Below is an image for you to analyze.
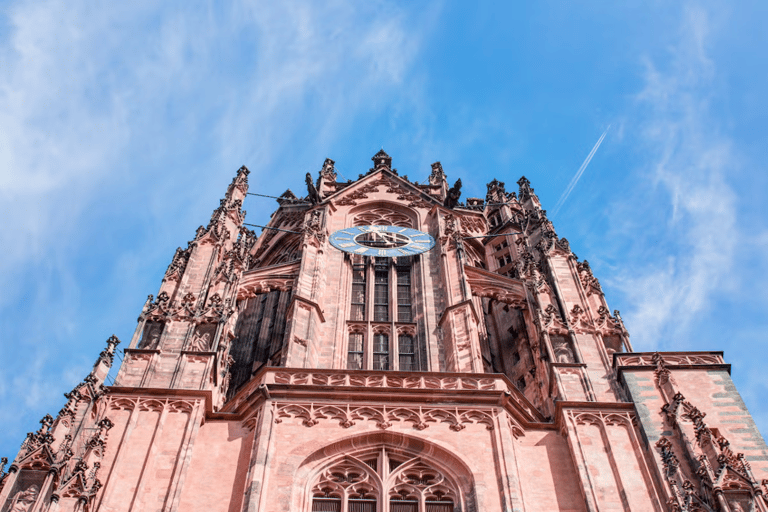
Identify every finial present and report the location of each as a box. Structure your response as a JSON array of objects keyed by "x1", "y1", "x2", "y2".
[{"x1": 372, "y1": 149, "x2": 392, "y2": 170}]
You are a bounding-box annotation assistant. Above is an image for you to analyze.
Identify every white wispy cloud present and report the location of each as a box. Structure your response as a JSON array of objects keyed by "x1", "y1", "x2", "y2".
[
  {"x1": 0, "y1": 0, "x2": 426, "y2": 456},
  {"x1": 611, "y1": 4, "x2": 738, "y2": 349}
]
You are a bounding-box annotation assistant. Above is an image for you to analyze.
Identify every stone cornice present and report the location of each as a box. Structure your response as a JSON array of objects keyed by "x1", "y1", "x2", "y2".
[
  {"x1": 464, "y1": 265, "x2": 527, "y2": 306},
  {"x1": 289, "y1": 294, "x2": 326, "y2": 323},
  {"x1": 554, "y1": 400, "x2": 637, "y2": 433},
  {"x1": 437, "y1": 299, "x2": 480, "y2": 328}
]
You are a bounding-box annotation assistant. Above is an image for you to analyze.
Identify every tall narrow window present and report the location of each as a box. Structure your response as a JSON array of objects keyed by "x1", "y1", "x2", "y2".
[
  {"x1": 347, "y1": 251, "x2": 421, "y2": 371},
  {"x1": 373, "y1": 333, "x2": 389, "y2": 370},
  {"x1": 398, "y1": 335, "x2": 415, "y2": 371},
  {"x1": 348, "y1": 333, "x2": 364, "y2": 370},
  {"x1": 396, "y1": 267, "x2": 411, "y2": 322},
  {"x1": 351, "y1": 263, "x2": 366, "y2": 321},
  {"x1": 374, "y1": 260, "x2": 389, "y2": 322}
]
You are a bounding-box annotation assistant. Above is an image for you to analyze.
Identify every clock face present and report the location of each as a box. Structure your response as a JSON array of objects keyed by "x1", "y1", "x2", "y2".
[{"x1": 329, "y1": 225, "x2": 436, "y2": 257}]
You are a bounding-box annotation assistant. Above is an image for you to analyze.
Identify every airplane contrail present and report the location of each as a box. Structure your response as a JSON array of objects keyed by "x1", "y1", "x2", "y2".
[{"x1": 552, "y1": 125, "x2": 611, "y2": 217}]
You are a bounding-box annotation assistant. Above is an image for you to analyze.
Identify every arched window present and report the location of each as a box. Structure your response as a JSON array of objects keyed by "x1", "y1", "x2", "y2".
[
  {"x1": 310, "y1": 448, "x2": 457, "y2": 512},
  {"x1": 346, "y1": 256, "x2": 422, "y2": 371}
]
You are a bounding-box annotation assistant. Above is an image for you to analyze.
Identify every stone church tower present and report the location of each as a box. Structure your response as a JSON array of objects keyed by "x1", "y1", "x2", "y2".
[{"x1": 2, "y1": 151, "x2": 767, "y2": 512}]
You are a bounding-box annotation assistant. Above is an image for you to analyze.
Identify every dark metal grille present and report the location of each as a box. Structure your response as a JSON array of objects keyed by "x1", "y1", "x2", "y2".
[
  {"x1": 348, "y1": 500, "x2": 376, "y2": 512},
  {"x1": 311, "y1": 498, "x2": 341, "y2": 512},
  {"x1": 390, "y1": 500, "x2": 418, "y2": 512}
]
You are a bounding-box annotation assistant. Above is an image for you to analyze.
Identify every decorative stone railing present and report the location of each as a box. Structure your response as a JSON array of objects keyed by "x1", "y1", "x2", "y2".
[
  {"x1": 269, "y1": 371, "x2": 505, "y2": 391},
  {"x1": 224, "y1": 367, "x2": 544, "y2": 424},
  {"x1": 614, "y1": 352, "x2": 727, "y2": 370}
]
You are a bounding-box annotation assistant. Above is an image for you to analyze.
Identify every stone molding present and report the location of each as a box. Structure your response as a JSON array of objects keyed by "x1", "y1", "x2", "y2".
[
  {"x1": 273, "y1": 402, "x2": 496, "y2": 432},
  {"x1": 463, "y1": 265, "x2": 528, "y2": 307}
]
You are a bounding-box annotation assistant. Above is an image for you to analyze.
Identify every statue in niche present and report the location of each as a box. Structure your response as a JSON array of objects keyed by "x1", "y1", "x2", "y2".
[
  {"x1": 9, "y1": 484, "x2": 39, "y2": 512},
  {"x1": 552, "y1": 339, "x2": 574, "y2": 363},
  {"x1": 308, "y1": 210, "x2": 322, "y2": 229},
  {"x1": 141, "y1": 324, "x2": 162, "y2": 349},
  {"x1": 189, "y1": 328, "x2": 211, "y2": 351},
  {"x1": 220, "y1": 354, "x2": 235, "y2": 396}
]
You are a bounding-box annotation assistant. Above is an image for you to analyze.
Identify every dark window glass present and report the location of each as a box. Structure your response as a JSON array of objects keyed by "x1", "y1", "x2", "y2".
[
  {"x1": 373, "y1": 333, "x2": 389, "y2": 370},
  {"x1": 351, "y1": 264, "x2": 366, "y2": 321},
  {"x1": 374, "y1": 270, "x2": 389, "y2": 322},
  {"x1": 398, "y1": 335, "x2": 416, "y2": 371},
  {"x1": 347, "y1": 333, "x2": 364, "y2": 370},
  {"x1": 396, "y1": 269, "x2": 411, "y2": 322}
]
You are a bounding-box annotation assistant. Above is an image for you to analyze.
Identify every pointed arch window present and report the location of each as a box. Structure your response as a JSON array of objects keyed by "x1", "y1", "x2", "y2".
[{"x1": 310, "y1": 448, "x2": 457, "y2": 512}]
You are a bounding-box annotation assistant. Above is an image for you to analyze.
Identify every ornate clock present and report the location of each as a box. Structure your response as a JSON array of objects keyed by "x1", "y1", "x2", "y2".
[{"x1": 329, "y1": 225, "x2": 436, "y2": 257}]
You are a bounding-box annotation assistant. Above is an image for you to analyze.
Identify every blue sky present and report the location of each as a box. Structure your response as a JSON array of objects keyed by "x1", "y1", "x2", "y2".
[{"x1": 1, "y1": 1, "x2": 767, "y2": 458}]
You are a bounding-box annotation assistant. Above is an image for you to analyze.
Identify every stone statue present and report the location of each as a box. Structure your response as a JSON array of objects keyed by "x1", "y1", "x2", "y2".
[
  {"x1": 10, "y1": 484, "x2": 39, "y2": 512},
  {"x1": 306, "y1": 173, "x2": 321, "y2": 205},
  {"x1": 553, "y1": 340, "x2": 574, "y2": 363},
  {"x1": 189, "y1": 329, "x2": 211, "y2": 351},
  {"x1": 444, "y1": 179, "x2": 462, "y2": 209},
  {"x1": 141, "y1": 325, "x2": 162, "y2": 349}
]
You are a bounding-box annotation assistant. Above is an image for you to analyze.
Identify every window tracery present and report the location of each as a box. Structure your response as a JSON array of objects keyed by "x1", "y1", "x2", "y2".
[
  {"x1": 353, "y1": 208, "x2": 413, "y2": 228},
  {"x1": 310, "y1": 448, "x2": 457, "y2": 512},
  {"x1": 262, "y1": 235, "x2": 302, "y2": 267}
]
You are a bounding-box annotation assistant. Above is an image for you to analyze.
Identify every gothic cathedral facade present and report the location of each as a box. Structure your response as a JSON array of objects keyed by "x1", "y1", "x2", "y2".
[{"x1": 2, "y1": 151, "x2": 767, "y2": 512}]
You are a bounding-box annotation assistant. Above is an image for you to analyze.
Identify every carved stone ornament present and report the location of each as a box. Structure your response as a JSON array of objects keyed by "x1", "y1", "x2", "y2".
[
  {"x1": 144, "y1": 291, "x2": 233, "y2": 325},
  {"x1": 486, "y1": 178, "x2": 506, "y2": 203},
  {"x1": 443, "y1": 179, "x2": 462, "y2": 209},
  {"x1": 163, "y1": 246, "x2": 191, "y2": 282},
  {"x1": 306, "y1": 172, "x2": 321, "y2": 205},
  {"x1": 577, "y1": 260, "x2": 603, "y2": 295},
  {"x1": 517, "y1": 176, "x2": 533, "y2": 200},
  {"x1": 439, "y1": 214, "x2": 463, "y2": 251},
  {"x1": 320, "y1": 158, "x2": 337, "y2": 181},
  {"x1": 274, "y1": 402, "x2": 495, "y2": 431},
  {"x1": 429, "y1": 161, "x2": 446, "y2": 186},
  {"x1": 657, "y1": 389, "x2": 763, "y2": 511},
  {"x1": 303, "y1": 210, "x2": 327, "y2": 248}
]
